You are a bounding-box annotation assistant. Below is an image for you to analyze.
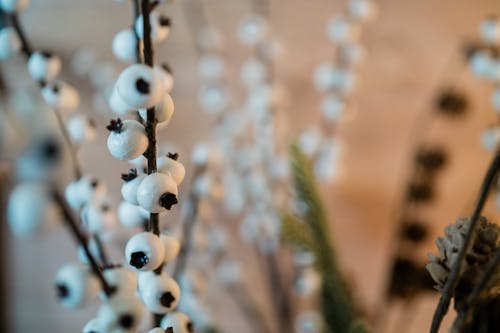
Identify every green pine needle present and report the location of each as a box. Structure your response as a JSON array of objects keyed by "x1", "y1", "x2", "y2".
[{"x1": 283, "y1": 143, "x2": 364, "y2": 333}]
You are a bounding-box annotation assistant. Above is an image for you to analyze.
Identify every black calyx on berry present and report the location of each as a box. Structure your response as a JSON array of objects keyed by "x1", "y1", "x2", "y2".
[
  {"x1": 165, "y1": 328, "x2": 174, "y2": 333},
  {"x1": 135, "y1": 78, "x2": 150, "y2": 94},
  {"x1": 436, "y1": 90, "x2": 468, "y2": 116},
  {"x1": 121, "y1": 168, "x2": 138, "y2": 182},
  {"x1": 159, "y1": 16, "x2": 171, "y2": 27},
  {"x1": 55, "y1": 283, "x2": 69, "y2": 299},
  {"x1": 106, "y1": 118, "x2": 124, "y2": 133},
  {"x1": 161, "y1": 63, "x2": 172, "y2": 74},
  {"x1": 159, "y1": 193, "x2": 178, "y2": 210},
  {"x1": 129, "y1": 251, "x2": 149, "y2": 269},
  {"x1": 159, "y1": 291, "x2": 176, "y2": 308},
  {"x1": 167, "y1": 152, "x2": 179, "y2": 160},
  {"x1": 187, "y1": 321, "x2": 194, "y2": 332},
  {"x1": 119, "y1": 314, "x2": 134, "y2": 329}
]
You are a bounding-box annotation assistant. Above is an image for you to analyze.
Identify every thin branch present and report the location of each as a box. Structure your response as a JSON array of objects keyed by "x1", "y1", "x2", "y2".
[
  {"x1": 51, "y1": 188, "x2": 114, "y2": 297},
  {"x1": 52, "y1": 106, "x2": 83, "y2": 179},
  {"x1": 429, "y1": 149, "x2": 500, "y2": 333},
  {"x1": 173, "y1": 166, "x2": 205, "y2": 280},
  {"x1": 140, "y1": 0, "x2": 160, "y2": 237},
  {"x1": 453, "y1": 247, "x2": 500, "y2": 331}
]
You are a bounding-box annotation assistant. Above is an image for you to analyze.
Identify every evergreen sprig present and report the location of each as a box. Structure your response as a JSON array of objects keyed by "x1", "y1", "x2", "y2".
[{"x1": 283, "y1": 144, "x2": 367, "y2": 333}]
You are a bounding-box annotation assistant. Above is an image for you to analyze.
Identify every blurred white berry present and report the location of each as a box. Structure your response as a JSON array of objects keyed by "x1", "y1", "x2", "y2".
[
  {"x1": 109, "y1": 85, "x2": 134, "y2": 116},
  {"x1": 197, "y1": 26, "x2": 224, "y2": 52},
  {"x1": 113, "y1": 28, "x2": 141, "y2": 63},
  {"x1": 118, "y1": 201, "x2": 149, "y2": 228},
  {"x1": 116, "y1": 64, "x2": 163, "y2": 109},
  {"x1": 160, "y1": 234, "x2": 181, "y2": 263},
  {"x1": 241, "y1": 58, "x2": 266, "y2": 87},
  {"x1": 81, "y1": 200, "x2": 116, "y2": 233},
  {"x1": 298, "y1": 127, "x2": 322, "y2": 157},
  {"x1": 54, "y1": 263, "x2": 99, "y2": 309},
  {"x1": 295, "y1": 311, "x2": 323, "y2": 333},
  {"x1": 198, "y1": 54, "x2": 225, "y2": 79},
  {"x1": 327, "y1": 15, "x2": 361, "y2": 43},
  {"x1": 161, "y1": 311, "x2": 193, "y2": 333},
  {"x1": 321, "y1": 93, "x2": 345, "y2": 122},
  {"x1": 0, "y1": 0, "x2": 29, "y2": 13},
  {"x1": 7, "y1": 182, "x2": 58, "y2": 237},
  {"x1": 481, "y1": 126, "x2": 500, "y2": 151},
  {"x1": 0, "y1": 27, "x2": 21, "y2": 60},
  {"x1": 103, "y1": 266, "x2": 138, "y2": 297},
  {"x1": 237, "y1": 14, "x2": 269, "y2": 46},
  {"x1": 348, "y1": 0, "x2": 378, "y2": 22},
  {"x1": 480, "y1": 16, "x2": 500, "y2": 44},
  {"x1": 97, "y1": 294, "x2": 144, "y2": 333},
  {"x1": 41, "y1": 81, "x2": 80, "y2": 112},
  {"x1": 154, "y1": 64, "x2": 174, "y2": 93},
  {"x1": 139, "y1": 271, "x2": 180, "y2": 314},
  {"x1": 135, "y1": 11, "x2": 171, "y2": 43},
  {"x1": 67, "y1": 114, "x2": 96, "y2": 145},
  {"x1": 198, "y1": 82, "x2": 229, "y2": 114},
  {"x1": 27, "y1": 51, "x2": 61, "y2": 82},
  {"x1": 138, "y1": 93, "x2": 174, "y2": 124},
  {"x1": 64, "y1": 176, "x2": 106, "y2": 210}
]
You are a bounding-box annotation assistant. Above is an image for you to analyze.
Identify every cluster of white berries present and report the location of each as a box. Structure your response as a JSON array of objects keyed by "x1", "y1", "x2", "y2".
[{"x1": 305, "y1": 0, "x2": 377, "y2": 182}]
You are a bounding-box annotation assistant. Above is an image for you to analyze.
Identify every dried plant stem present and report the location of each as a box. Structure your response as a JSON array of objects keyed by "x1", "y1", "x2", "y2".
[
  {"x1": 429, "y1": 149, "x2": 500, "y2": 333},
  {"x1": 453, "y1": 247, "x2": 500, "y2": 331},
  {"x1": 132, "y1": 0, "x2": 142, "y2": 63},
  {"x1": 140, "y1": 0, "x2": 160, "y2": 237},
  {"x1": 9, "y1": 13, "x2": 32, "y2": 57},
  {"x1": 52, "y1": 107, "x2": 83, "y2": 179},
  {"x1": 264, "y1": 252, "x2": 293, "y2": 333},
  {"x1": 51, "y1": 188, "x2": 114, "y2": 296},
  {"x1": 173, "y1": 166, "x2": 205, "y2": 280}
]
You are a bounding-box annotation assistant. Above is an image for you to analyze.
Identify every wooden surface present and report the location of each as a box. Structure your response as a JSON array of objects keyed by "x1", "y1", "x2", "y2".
[{"x1": 2, "y1": 0, "x2": 500, "y2": 332}]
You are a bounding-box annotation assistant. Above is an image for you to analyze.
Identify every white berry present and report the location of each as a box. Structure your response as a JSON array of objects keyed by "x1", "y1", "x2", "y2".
[
  {"x1": 157, "y1": 153, "x2": 185, "y2": 185},
  {"x1": 237, "y1": 14, "x2": 269, "y2": 46},
  {"x1": 160, "y1": 311, "x2": 193, "y2": 333},
  {"x1": 41, "y1": 80, "x2": 80, "y2": 112},
  {"x1": 0, "y1": 0, "x2": 29, "y2": 13},
  {"x1": 138, "y1": 93, "x2": 174, "y2": 124},
  {"x1": 116, "y1": 64, "x2": 163, "y2": 109},
  {"x1": 55, "y1": 263, "x2": 99, "y2": 309},
  {"x1": 121, "y1": 169, "x2": 146, "y2": 205},
  {"x1": 7, "y1": 182, "x2": 58, "y2": 237},
  {"x1": 64, "y1": 176, "x2": 107, "y2": 210},
  {"x1": 81, "y1": 200, "x2": 116, "y2": 233},
  {"x1": 103, "y1": 266, "x2": 138, "y2": 297},
  {"x1": 125, "y1": 232, "x2": 165, "y2": 271},
  {"x1": 109, "y1": 85, "x2": 135, "y2": 116},
  {"x1": 154, "y1": 64, "x2": 174, "y2": 93},
  {"x1": 137, "y1": 173, "x2": 178, "y2": 213},
  {"x1": 67, "y1": 114, "x2": 96, "y2": 145},
  {"x1": 139, "y1": 271, "x2": 180, "y2": 314},
  {"x1": 83, "y1": 318, "x2": 104, "y2": 333},
  {"x1": 27, "y1": 51, "x2": 62, "y2": 82},
  {"x1": 97, "y1": 294, "x2": 144, "y2": 333},
  {"x1": 118, "y1": 201, "x2": 149, "y2": 228},
  {"x1": 135, "y1": 11, "x2": 171, "y2": 43},
  {"x1": 160, "y1": 234, "x2": 180, "y2": 263},
  {"x1": 113, "y1": 28, "x2": 141, "y2": 63},
  {"x1": 107, "y1": 119, "x2": 148, "y2": 161},
  {"x1": 0, "y1": 27, "x2": 21, "y2": 60}
]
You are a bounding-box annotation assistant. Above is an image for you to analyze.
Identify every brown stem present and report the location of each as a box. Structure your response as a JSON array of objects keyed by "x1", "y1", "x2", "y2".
[
  {"x1": 51, "y1": 188, "x2": 114, "y2": 297},
  {"x1": 9, "y1": 13, "x2": 32, "y2": 58},
  {"x1": 173, "y1": 166, "x2": 205, "y2": 280},
  {"x1": 453, "y1": 247, "x2": 500, "y2": 331},
  {"x1": 429, "y1": 149, "x2": 500, "y2": 333},
  {"x1": 52, "y1": 107, "x2": 83, "y2": 179}
]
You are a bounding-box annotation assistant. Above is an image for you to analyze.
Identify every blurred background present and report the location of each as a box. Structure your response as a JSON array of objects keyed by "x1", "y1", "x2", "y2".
[{"x1": 1, "y1": 0, "x2": 500, "y2": 332}]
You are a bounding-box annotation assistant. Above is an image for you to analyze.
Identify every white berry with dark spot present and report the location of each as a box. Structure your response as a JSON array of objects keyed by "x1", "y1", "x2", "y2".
[
  {"x1": 27, "y1": 51, "x2": 61, "y2": 82},
  {"x1": 157, "y1": 153, "x2": 185, "y2": 185},
  {"x1": 97, "y1": 294, "x2": 144, "y2": 333},
  {"x1": 55, "y1": 263, "x2": 99, "y2": 309},
  {"x1": 139, "y1": 271, "x2": 180, "y2": 314},
  {"x1": 116, "y1": 64, "x2": 163, "y2": 109},
  {"x1": 125, "y1": 232, "x2": 165, "y2": 271},
  {"x1": 161, "y1": 311, "x2": 194, "y2": 333},
  {"x1": 41, "y1": 80, "x2": 80, "y2": 112},
  {"x1": 136, "y1": 173, "x2": 178, "y2": 213},
  {"x1": 107, "y1": 119, "x2": 148, "y2": 161}
]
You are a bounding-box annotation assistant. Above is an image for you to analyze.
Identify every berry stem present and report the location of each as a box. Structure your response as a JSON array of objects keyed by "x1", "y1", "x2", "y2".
[
  {"x1": 173, "y1": 165, "x2": 205, "y2": 280},
  {"x1": 52, "y1": 105, "x2": 83, "y2": 179},
  {"x1": 51, "y1": 188, "x2": 114, "y2": 297},
  {"x1": 9, "y1": 13, "x2": 32, "y2": 58},
  {"x1": 132, "y1": 0, "x2": 142, "y2": 63},
  {"x1": 429, "y1": 149, "x2": 500, "y2": 333},
  {"x1": 140, "y1": 0, "x2": 160, "y2": 237}
]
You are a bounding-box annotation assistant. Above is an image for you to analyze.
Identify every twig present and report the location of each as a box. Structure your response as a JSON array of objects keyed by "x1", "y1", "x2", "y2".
[
  {"x1": 51, "y1": 188, "x2": 114, "y2": 297},
  {"x1": 453, "y1": 247, "x2": 500, "y2": 331},
  {"x1": 93, "y1": 233, "x2": 110, "y2": 267},
  {"x1": 52, "y1": 106, "x2": 83, "y2": 179},
  {"x1": 173, "y1": 166, "x2": 205, "y2": 280},
  {"x1": 429, "y1": 149, "x2": 500, "y2": 333},
  {"x1": 131, "y1": 0, "x2": 142, "y2": 63},
  {"x1": 140, "y1": 0, "x2": 160, "y2": 237}
]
